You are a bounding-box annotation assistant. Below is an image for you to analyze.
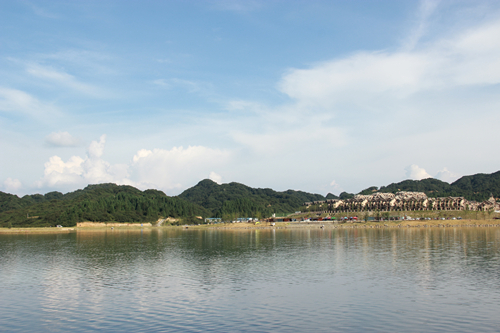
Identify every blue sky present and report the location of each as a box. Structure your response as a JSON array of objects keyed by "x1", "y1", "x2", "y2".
[{"x1": 1, "y1": 0, "x2": 500, "y2": 197}]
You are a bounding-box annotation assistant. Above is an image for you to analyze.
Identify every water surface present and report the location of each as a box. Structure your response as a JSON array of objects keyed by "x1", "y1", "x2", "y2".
[{"x1": 1, "y1": 227, "x2": 500, "y2": 332}]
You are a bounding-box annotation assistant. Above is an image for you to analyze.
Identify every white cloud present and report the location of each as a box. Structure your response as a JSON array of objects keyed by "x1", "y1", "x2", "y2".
[
  {"x1": 36, "y1": 135, "x2": 132, "y2": 190},
  {"x1": 133, "y1": 149, "x2": 152, "y2": 162},
  {"x1": 45, "y1": 131, "x2": 81, "y2": 147},
  {"x1": 37, "y1": 155, "x2": 85, "y2": 187},
  {"x1": 278, "y1": 20, "x2": 500, "y2": 111},
  {"x1": 209, "y1": 171, "x2": 222, "y2": 184},
  {"x1": 87, "y1": 134, "x2": 106, "y2": 158},
  {"x1": 6, "y1": 3, "x2": 500, "y2": 197},
  {"x1": 405, "y1": 164, "x2": 432, "y2": 180},
  {"x1": 3, "y1": 178, "x2": 23, "y2": 193},
  {"x1": 35, "y1": 134, "x2": 231, "y2": 194},
  {"x1": 329, "y1": 180, "x2": 343, "y2": 194},
  {"x1": 131, "y1": 146, "x2": 230, "y2": 191},
  {"x1": 435, "y1": 167, "x2": 460, "y2": 183}
]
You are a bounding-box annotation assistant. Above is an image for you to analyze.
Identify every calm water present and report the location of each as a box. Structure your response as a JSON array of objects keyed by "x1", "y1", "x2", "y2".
[{"x1": 1, "y1": 227, "x2": 500, "y2": 332}]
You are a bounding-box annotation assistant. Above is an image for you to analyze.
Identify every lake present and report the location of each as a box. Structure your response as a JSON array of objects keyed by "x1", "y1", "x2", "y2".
[{"x1": 1, "y1": 227, "x2": 500, "y2": 332}]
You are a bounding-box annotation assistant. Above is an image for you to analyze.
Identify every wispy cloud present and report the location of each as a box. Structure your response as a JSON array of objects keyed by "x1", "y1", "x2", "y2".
[
  {"x1": 279, "y1": 18, "x2": 500, "y2": 111},
  {"x1": 25, "y1": 63, "x2": 105, "y2": 97},
  {"x1": 45, "y1": 131, "x2": 81, "y2": 147},
  {"x1": 153, "y1": 78, "x2": 214, "y2": 95},
  {"x1": 0, "y1": 87, "x2": 60, "y2": 119},
  {"x1": 403, "y1": 0, "x2": 441, "y2": 50},
  {"x1": 41, "y1": 50, "x2": 115, "y2": 74}
]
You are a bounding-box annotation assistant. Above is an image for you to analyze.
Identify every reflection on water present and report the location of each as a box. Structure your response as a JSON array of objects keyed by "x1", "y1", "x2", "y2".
[{"x1": 1, "y1": 227, "x2": 500, "y2": 332}]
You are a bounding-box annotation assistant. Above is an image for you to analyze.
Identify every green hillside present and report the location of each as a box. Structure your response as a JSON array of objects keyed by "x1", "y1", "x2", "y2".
[
  {"x1": 450, "y1": 171, "x2": 500, "y2": 200},
  {"x1": 0, "y1": 183, "x2": 209, "y2": 228},
  {"x1": 178, "y1": 179, "x2": 325, "y2": 219},
  {"x1": 357, "y1": 171, "x2": 500, "y2": 201},
  {"x1": 2, "y1": 170, "x2": 499, "y2": 228}
]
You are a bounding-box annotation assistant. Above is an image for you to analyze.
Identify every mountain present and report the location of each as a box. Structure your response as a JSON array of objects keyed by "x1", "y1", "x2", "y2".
[
  {"x1": 2, "y1": 170, "x2": 499, "y2": 228},
  {"x1": 177, "y1": 179, "x2": 326, "y2": 218},
  {"x1": 0, "y1": 191, "x2": 63, "y2": 214},
  {"x1": 357, "y1": 171, "x2": 500, "y2": 201},
  {"x1": 0, "y1": 183, "x2": 208, "y2": 228},
  {"x1": 450, "y1": 171, "x2": 500, "y2": 200}
]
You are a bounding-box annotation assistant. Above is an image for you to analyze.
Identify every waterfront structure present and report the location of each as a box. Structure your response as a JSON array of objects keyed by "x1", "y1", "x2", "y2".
[
  {"x1": 304, "y1": 192, "x2": 499, "y2": 213},
  {"x1": 205, "y1": 217, "x2": 222, "y2": 223}
]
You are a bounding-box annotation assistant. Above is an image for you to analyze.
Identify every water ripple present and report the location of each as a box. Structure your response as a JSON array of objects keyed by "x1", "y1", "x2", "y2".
[{"x1": 1, "y1": 228, "x2": 500, "y2": 332}]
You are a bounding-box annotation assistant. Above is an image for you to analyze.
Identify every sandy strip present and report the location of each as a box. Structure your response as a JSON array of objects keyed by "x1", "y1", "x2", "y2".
[{"x1": 1, "y1": 219, "x2": 499, "y2": 234}]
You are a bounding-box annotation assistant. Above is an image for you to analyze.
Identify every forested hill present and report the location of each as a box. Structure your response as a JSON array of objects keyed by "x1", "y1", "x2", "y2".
[
  {"x1": 357, "y1": 171, "x2": 500, "y2": 201},
  {"x1": 2, "y1": 170, "x2": 499, "y2": 228},
  {"x1": 178, "y1": 179, "x2": 326, "y2": 219},
  {"x1": 0, "y1": 183, "x2": 208, "y2": 228}
]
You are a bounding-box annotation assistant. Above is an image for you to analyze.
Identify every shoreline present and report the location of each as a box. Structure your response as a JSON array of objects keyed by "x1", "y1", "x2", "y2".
[
  {"x1": 203, "y1": 219, "x2": 500, "y2": 230},
  {"x1": 1, "y1": 219, "x2": 500, "y2": 234}
]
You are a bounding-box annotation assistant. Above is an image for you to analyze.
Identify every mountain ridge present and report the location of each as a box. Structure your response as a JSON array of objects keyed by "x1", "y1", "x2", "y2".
[
  {"x1": 1, "y1": 170, "x2": 499, "y2": 227},
  {"x1": 357, "y1": 171, "x2": 500, "y2": 202}
]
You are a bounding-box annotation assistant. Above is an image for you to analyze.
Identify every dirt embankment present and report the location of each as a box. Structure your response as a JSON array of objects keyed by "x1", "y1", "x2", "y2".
[
  {"x1": 2, "y1": 219, "x2": 500, "y2": 234},
  {"x1": 76, "y1": 222, "x2": 152, "y2": 227},
  {"x1": 0, "y1": 227, "x2": 75, "y2": 234}
]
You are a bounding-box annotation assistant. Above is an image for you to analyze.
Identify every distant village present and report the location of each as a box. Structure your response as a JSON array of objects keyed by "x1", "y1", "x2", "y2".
[
  {"x1": 205, "y1": 191, "x2": 500, "y2": 224},
  {"x1": 304, "y1": 191, "x2": 499, "y2": 213}
]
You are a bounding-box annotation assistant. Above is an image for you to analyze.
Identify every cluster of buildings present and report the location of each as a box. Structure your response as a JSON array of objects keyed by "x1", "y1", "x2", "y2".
[
  {"x1": 204, "y1": 217, "x2": 258, "y2": 224},
  {"x1": 304, "y1": 191, "x2": 499, "y2": 213}
]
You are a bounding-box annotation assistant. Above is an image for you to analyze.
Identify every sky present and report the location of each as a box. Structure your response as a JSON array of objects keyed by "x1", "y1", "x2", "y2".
[{"x1": 1, "y1": 0, "x2": 500, "y2": 197}]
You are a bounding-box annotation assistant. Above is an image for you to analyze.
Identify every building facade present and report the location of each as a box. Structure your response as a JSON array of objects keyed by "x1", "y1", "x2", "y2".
[{"x1": 304, "y1": 192, "x2": 499, "y2": 213}]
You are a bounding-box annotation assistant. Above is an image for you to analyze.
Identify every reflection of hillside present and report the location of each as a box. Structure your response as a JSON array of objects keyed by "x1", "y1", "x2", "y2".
[
  {"x1": 2, "y1": 226, "x2": 500, "y2": 332},
  {"x1": 69, "y1": 228, "x2": 500, "y2": 294}
]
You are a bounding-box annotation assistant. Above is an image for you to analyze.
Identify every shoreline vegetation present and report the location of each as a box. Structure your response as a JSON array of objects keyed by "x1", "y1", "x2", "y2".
[{"x1": 1, "y1": 219, "x2": 500, "y2": 234}]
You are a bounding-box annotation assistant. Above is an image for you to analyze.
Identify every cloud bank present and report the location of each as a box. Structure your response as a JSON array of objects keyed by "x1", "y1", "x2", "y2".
[{"x1": 34, "y1": 135, "x2": 230, "y2": 194}]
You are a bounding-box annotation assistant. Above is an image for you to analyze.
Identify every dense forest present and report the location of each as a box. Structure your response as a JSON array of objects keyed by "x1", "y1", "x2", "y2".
[
  {"x1": 0, "y1": 184, "x2": 208, "y2": 228},
  {"x1": 177, "y1": 179, "x2": 326, "y2": 220},
  {"x1": 1, "y1": 171, "x2": 499, "y2": 227}
]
